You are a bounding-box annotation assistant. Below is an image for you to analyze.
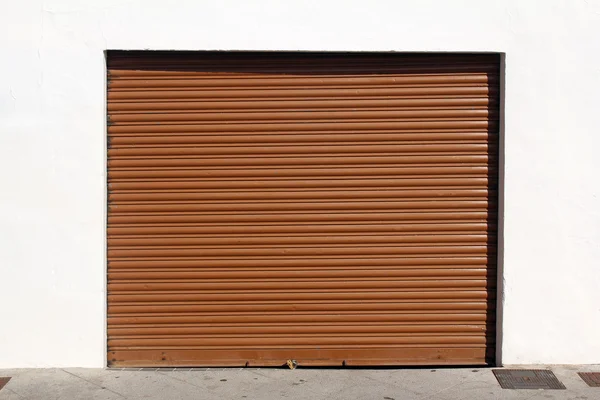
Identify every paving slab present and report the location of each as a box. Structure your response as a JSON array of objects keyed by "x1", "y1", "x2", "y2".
[
  {"x1": 363, "y1": 367, "x2": 479, "y2": 397},
  {"x1": 0, "y1": 365, "x2": 599, "y2": 400}
]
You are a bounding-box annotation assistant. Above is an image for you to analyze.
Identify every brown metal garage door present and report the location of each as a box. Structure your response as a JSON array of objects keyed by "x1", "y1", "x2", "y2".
[{"x1": 107, "y1": 52, "x2": 499, "y2": 367}]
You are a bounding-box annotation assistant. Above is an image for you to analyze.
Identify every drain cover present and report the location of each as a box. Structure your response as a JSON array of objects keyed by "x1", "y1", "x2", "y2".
[
  {"x1": 493, "y1": 369, "x2": 566, "y2": 389},
  {"x1": 578, "y1": 372, "x2": 600, "y2": 387},
  {"x1": 0, "y1": 377, "x2": 11, "y2": 391}
]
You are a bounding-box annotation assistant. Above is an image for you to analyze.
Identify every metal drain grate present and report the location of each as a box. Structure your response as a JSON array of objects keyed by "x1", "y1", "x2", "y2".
[
  {"x1": 493, "y1": 369, "x2": 566, "y2": 390},
  {"x1": 0, "y1": 377, "x2": 11, "y2": 392},
  {"x1": 578, "y1": 372, "x2": 600, "y2": 387}
]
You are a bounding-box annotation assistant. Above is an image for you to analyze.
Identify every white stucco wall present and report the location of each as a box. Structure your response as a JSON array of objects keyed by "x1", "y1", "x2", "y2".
[{"x1": 1, "y1": 0, "x2": 600, "y2": 367}]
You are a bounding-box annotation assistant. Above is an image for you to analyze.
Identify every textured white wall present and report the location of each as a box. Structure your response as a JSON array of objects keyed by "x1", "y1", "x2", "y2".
[{"x1": 1, "y1": 0, "x2": 600, "y2": 367}]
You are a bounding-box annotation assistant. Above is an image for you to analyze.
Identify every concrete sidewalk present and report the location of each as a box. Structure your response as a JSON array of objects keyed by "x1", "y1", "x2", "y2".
[{"x1": 0, "y1": 365, "x2": 598, "y2": 400}]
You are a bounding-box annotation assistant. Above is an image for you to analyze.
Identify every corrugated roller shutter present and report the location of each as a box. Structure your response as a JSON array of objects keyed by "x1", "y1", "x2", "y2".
[{"x1": 107, "y1": 52, "x2": 499, "y2": 367}]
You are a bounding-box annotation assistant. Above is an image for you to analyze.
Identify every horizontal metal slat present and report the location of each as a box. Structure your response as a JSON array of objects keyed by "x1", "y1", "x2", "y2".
[
  {"x1": 108, "y1": 89, "x2": 497, "y2": 103},
  {"x1": 108, "y1": 234, "x2": 494, "y2": 247},
  {"x1": 109, "y1": 132, "x2": 495, "y2": 145},
  {"x1": 107, "y1": 335, "x2": 489, "y2": 349},
  {"x1": 108, "y1": 245, "x2": 494, "y2": 259},
  {"x1": 109, "y1": 276, "x2": 493, "y2": 289},
  {"x1": 108, "y1": 166, "x2": 491, "y2": 180},
  {"x1": 107, "y1": 211, "x2": 495, "y2": 225},
  {"x1": 107, "y1": 223, "x2": 495, "y2": 237},
  {"x1": 108, "y1": 155, "x2": 494, "y2": 168},
  {"x1": 108, "y1": 178, "x2": 493, "y2": 191},
  {"x1": 109, "y1": 109, "x2": 492, "y2": 124},
  {"x1": 108, "y1": 324, "x2": 491, "y2": 337},
  {"x1": 108, "y1": 347, "x2": 491, "y2": 367},
  {"x1": 108, "y1": 97, "x2": 495, "y2": 111},
  {"x1": 108, "y1": 200, "x2": 494, "y2": 214},
  {"x1": 109, "y1": 74, "x2": 495, "y2": 88},
  {"x1": 107, "y1": 312, "x2": 492, "y2": 325},
  {"x1": 108, "y1": 194, "x2": 495, "y2": 202},
  {"x1": 108, "y1": 301, "x2": 493, "y2": 315},
  {"x1": 107, "y1": 256, "x2": 492, "y2": 269},
  {"x1": 108, "y1": 120, "x2": 495, "y2": 134},
  {"x1": 108, "y1": 268, "x2": 492, "y2": 281},
  {"x1": 108, "y1": 143, "x2": 493, "y2": 157}
]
